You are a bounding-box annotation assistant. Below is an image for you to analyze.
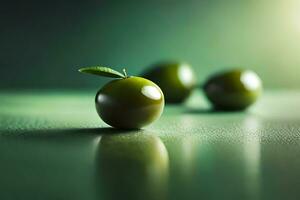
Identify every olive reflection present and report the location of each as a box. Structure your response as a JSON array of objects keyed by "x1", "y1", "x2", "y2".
[{"x1": 95, "y1": 134, "x2": 169, "y2": 200}]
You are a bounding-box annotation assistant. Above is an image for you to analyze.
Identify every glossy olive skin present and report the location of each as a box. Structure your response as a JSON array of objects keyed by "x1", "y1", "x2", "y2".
[
  {"x1": 95, "y1": 76, "x2": 164, "y2": 129},
  {"x1": 203, "y1": 69, "x2": 262, "y2": 111},
  {"x1": 142, "y1": 62, "x2": 196, "y2": 104}
]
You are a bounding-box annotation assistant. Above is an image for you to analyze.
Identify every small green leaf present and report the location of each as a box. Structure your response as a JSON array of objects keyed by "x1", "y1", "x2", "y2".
[{"x1": 78, "y1": 66, "x2": 125, "y2": 78}]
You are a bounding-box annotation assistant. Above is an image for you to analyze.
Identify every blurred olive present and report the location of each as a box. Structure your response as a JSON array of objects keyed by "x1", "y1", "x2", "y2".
[
  {"x1": 203, "y1": 69, "x2": 262, "y2": 111},
  {"x1": 142, "y1": 62, "x2": 196, "y2": 104},
  {"x1": 95, "y1": 77, "x2": 164, "y2": 129},
  {"x1": 96, "y1": 133, "x2": 169, "y2": 200}
]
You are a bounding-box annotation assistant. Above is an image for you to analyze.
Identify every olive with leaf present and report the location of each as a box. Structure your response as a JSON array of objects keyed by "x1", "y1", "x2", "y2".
[
  {"x1": 79, "y1": 66, "x2": 164, "y2": 129},
  {"x1": 203, "y1": 69, "x2": 263, "y2": 111}
]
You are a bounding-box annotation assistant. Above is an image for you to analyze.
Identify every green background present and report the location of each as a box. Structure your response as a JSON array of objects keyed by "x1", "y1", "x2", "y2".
[{"x1": 1, "y1": 0, "x2": 300, "y2": 89}]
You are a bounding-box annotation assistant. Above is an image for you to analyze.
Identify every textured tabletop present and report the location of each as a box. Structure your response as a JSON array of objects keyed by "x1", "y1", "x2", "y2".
[{"x1": 0, "y1": 90, "x2": 300, "y2": 200}]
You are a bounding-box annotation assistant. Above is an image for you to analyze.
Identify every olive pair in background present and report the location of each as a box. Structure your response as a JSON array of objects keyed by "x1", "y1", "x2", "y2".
[{"x1": 142, "y1": 62, "x2": 263, "y2": 111}]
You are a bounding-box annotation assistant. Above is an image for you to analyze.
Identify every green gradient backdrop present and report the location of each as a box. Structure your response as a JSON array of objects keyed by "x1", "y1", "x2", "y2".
[{"x1": 1, "y1": 0, "x2": 300, "y2": 89}]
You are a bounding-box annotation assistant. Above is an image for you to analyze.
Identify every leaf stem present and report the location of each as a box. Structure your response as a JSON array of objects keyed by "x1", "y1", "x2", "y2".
[{"x1": 123, "y1": 68, "x2": 128, "y2": 78}]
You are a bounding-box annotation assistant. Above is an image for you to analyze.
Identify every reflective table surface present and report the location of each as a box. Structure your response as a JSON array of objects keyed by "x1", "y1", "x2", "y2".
[{"x1": 0, "y1": 91, "x2": 299, "y2": 200}]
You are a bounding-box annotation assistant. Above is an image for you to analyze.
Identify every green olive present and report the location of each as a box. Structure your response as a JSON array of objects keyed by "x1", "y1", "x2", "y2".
[
  {"x1": 142, "y1": 62, "x2": 196, "y2": 104},
  {"x1": 203, "y1": 69, "x2": 262, "y2": 111},
  {"x1": 95, "y1": 76, "x2": 164, "y2": 129}
]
